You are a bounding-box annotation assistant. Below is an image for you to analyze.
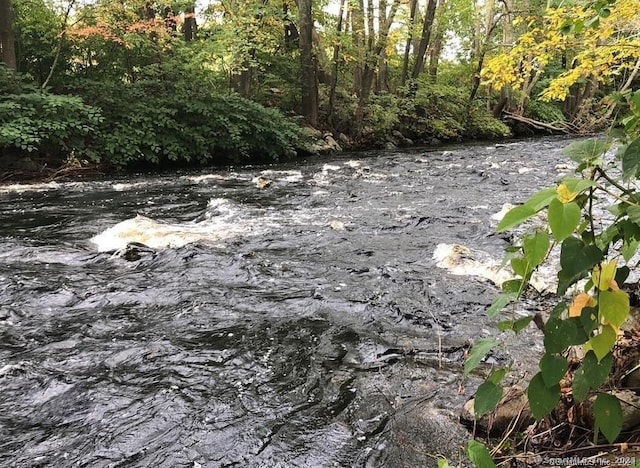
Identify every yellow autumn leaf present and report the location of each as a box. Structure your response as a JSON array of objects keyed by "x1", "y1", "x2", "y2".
[
  {"x1": 610, "y1": 279, "x2": 620, "y2": 292},
  {"x1": 592, "y1": 260, "x2": 618, "y2": 291},
  {"x1": 556, "y1": 183, "x2": 578, "y2": 203},
  {"x1": 569, "y1": 292, "x2": 597, "y2": 317}
]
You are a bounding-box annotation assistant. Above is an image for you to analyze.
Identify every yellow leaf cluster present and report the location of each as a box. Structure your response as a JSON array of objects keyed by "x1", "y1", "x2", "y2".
[
  {"x1": 556, "y1": 183, "x2": 578, "y2": 203},
  {"x1": 482, "y1": 0, "x2": 640, "y2": 101}
]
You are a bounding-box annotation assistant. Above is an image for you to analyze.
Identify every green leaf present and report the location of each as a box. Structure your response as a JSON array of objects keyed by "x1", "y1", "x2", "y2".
[
  {"x1": 488, "y1": 368, "x2": 508, "y2": 384},
  {"x1": 523, "y1": 230, "x2": 550, "y2": 268},
  {"x1": 557, "y1": 268, "x2": 588, "y2": 296},
  {"x1": 486, "y1": 293, "x2": 518, "y2": 318},
  {"x1": 466, "y1": 440, "x2": 496, "y2": 468},
  {"x1": 557, "y1": 237, "x2": 602, "y2": 295},
  {"x1": 437, "y1": 458, "x2": 450, "y2": 468},
  {"x1": 599, "y1": 289, "x2": 629, "y2": 328},
  {"x1": 463, "y1": 338, "x2": 499, "y2": 375},
  {"x1": 572, "y1": 367, "x2": 590, "y2": 402},
  {"x1": 497, "y1": 316, "x2": 533, "y2": 334},
  {"x1": 540, "y1": 354, "x2": 568, "y2": 388},
  {"x1": 562, "y1": 139, "x2": 608, "y2": 165},
  {"x1": 594, "y1": 393, "x2": 623, "y2": 443},
  {"x1": 582, "y1": 350, "x2": 612, "y2": 388},
  {"x1": 615, "y1": 266, "x2": 630, "y2": 286},
  {"x1": 525, "y1": 187, "x2": 559, "y2": 211},
  {"x1": 561, "y1": 178, "x2": 596, "y2": 194},
  {"x1": 501, "y1": 279, "x2": 524, "y2": 294},
  {"x1": 580, "y1": 307, "x2": 599, "y2": 335},
  {"x1": 589, "y1": 325, "x2": 617, "y2": 361},
  {"x1": 497, "y1": 204, "x2": 536, "y2": 232},
  {"x1": 474, "y1": 380, "x2": 503, "y2": 418},
  {"x1": 626, "y1": 205, "x2": 640, "y2": 224},
  {"x1": 528, "y1": 372, "x2": 560, "y2": 420},
  {"x1": 548, "y1": 199, "x2": 581, "y2": 241},
  {"x1": 544, "y1": 316, "x2": 578, "y2": 353},
  {"x1": 511, "y1": 257, "x2": 530, "y2": 278},
  {"x1": 622, "y1": 139, "x2": 640, "y2": 181}
]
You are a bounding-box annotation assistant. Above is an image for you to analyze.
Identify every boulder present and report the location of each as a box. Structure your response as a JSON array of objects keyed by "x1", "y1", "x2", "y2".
[
  {"x1": 371, "y1": 399, "x2": 471, "y2": 467},
  {"x1": 460, "y1": 386, "x2": 534, "y2": 436}
]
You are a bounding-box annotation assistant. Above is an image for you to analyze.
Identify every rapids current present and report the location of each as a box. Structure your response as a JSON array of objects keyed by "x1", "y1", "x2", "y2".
[{"x1": 0, "y1": 138, "x2": 575, "y2": 467}]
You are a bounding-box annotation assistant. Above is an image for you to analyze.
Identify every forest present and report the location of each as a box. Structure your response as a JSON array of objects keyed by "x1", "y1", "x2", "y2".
[{"x1": 0, "y1": 0, "x2": 638, "y2": 173}]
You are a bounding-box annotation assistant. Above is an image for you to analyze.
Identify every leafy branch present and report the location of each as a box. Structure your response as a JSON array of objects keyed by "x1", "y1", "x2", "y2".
[{"x1": 464, "y1": 89, "x2": 640, "y2": 453}]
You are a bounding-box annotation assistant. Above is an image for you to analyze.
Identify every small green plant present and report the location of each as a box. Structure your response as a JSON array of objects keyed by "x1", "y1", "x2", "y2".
[{"x1": 464, "y1": 89, "x2": 640, "y2": 453}]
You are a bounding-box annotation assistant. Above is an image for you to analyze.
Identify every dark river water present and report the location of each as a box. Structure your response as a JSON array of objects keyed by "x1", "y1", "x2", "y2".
[{"x1": 0, "y1": 138, "x2": 575, "y2": 467}]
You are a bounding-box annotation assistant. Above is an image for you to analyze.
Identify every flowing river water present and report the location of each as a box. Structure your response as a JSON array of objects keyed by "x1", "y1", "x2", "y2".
[{"x1": 0, "y1": 137, "x2": 576, "y2": 467}]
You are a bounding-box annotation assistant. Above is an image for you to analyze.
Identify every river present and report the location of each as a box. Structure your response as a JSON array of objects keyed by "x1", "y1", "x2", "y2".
[{"x1": 0, "y1": 137, "x2": 574, "y2": 467}]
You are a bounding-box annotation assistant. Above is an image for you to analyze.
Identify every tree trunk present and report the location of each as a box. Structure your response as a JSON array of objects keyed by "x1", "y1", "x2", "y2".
[
  {"x1": 410, "y1": 0, "x2": 437, "y2": 80},
  {"x1": 0, "y1": 0, "x2": 16, "y2": 70},
  {"x1": 353, "y1": 0, "x2": 400, "y2": 132},
  {"x1": 299, "y1": 0, "x2": 318, "y2": 126},
  {"x1": 328, "y1": 0, "x2": 347, "y2": 122},
  {"x1": 400, "y1": 0, "x2": 418, "y2": 85},
  {"x1": 427, "y1": 32, "x2": 442, "y2": 82},
  {"x1": 351, "y1": 0, "x2": 365, "y2": 94},
  {"x1": 184, "y1": 4, "x2": 197, "y2": 41}
]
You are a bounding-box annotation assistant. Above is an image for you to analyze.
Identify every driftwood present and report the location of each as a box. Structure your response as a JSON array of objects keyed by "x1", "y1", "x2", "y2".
[{"x1": 502, "y1": 111, "x2": 583, "y2": 134}]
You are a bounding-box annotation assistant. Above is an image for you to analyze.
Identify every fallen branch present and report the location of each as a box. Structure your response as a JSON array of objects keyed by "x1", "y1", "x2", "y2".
[{"x1": 502, "y1": 111, "x2": 582, "y2": 134}]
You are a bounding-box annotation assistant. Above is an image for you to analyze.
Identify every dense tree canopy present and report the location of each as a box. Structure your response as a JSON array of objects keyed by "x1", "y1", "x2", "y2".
[{"x1": 0, "y1": 0, "x2": 638, "y2": 171}]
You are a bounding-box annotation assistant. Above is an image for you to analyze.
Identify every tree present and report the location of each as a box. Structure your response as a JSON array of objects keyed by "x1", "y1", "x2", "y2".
[
  {"x1": 299, "y1": 0, "x2": 318, "y2": 125},
  {"x1": 411, "y1": 0, "x2": 437, "y2": 80},
  {"x1": 0, "y1": 0, "x2": 16, "y2": 69}
]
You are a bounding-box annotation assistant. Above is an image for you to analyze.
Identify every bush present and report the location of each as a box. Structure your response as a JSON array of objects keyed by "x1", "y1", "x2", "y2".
[
  {"x1": 398, "y1": 84, "x2": 468, "y2": 141},
  {"x1": 0, "y1": 69, "x2": 103, "y2": 161},
  {"x1": 66, "y1": 67, "x2": 308, "y2": 167},
  {"x1": 525, "y1": 99, "x2": 566, "y2": 124},
  {"x1": 465, "y1": 108, "x2": 512, "y2": 139}
]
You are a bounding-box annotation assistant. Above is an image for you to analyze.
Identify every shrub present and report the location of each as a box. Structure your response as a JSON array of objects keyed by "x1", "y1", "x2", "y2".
[
  {"x1": 465, "y1": 108, "x2": 512, "y2": 139},
  {"x1": 0, "y1": 69, "x2": 103, "y2": 161},
  {"x1": 525, "y1": 99, "x2": 566, "y2": 124},
  {"x1": 398, "y1": 84, "x2": 469, "y2": 141},
  {"x1": 67, "y1": 68, "x2": 308, "y2": 167}
]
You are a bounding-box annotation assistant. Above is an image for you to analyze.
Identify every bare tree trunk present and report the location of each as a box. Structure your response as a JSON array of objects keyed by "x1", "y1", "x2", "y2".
[
  {"x1": 354, "y1": 0, "x2": 400, "y2": 132},
  {"x1": 351, "y1": 0, "x2": 365, "y2": 93},
  {"x1": 0, "y1": 0, "x2": 17, "y2": 70},
  {"x1": 400, "y1": 0, "x2": 418, "y2": 85},
  {"x1": 426, "y1": 0, "x2": 446, "y2": 83},
  {"x1": 184, "y1": 4, "x2": 197, "y2": 41},
  {"x1": 328, "y1": 0, "x2": 347, "y2": 122},
  {"x1": 469, "y1": 0, "x2": 500, "y2": 102},
  {"x1": 410, "y1": 0, "x2": 437, "y2": 80},
  {"x1": 42, "y1": 0, "x2": 75, "y2": 89},
  {"x1": 427, "y1": 32, "x2": 442, "y2": 82},
  {"x1": 299, "y1": 0, "x2": 318, "y2": 126},
  {"x1": 376, "y1": 48, "x2": 387, "y2": 93}
]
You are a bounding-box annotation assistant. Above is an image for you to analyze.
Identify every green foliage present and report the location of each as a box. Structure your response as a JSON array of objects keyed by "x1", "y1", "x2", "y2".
[
  {"x1": 12, "y1": 0, "x2": 68, "y2": 86},
  {"x1": 525, "y1": 99, "x2": 566, "y2": 124},
  {"x1": 366, "y1": 93, "x2": 401, "y2": 135},
  {"x1": 594, "y1": 393, "x2": 623, "y2": 443},
  {"x1": 398, "y1": 84, "x2": 468, "y2": 141},
  {"x1": 465, "y1": 109, "x2": 512, "y2": 139},
  {"x1": 68, "y1": 67, "x2": 306, "y2": 166},
  {"x1": 0, "y1": 70, "x2": 102, "y2": 161},
  {"x1": 528, "y1": 372, "x2": 560, "y2": 420},
  {"x1": 466, "y1": 90, "x2": 640, "y2": 444},
  {"x1": 466, "y1": 440, "x2": 496, "y2": 467}
]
